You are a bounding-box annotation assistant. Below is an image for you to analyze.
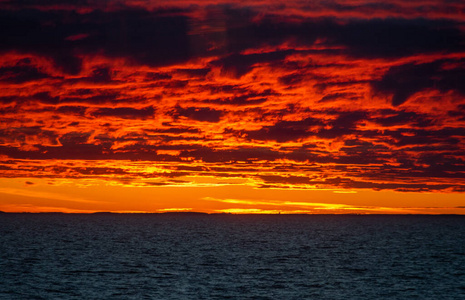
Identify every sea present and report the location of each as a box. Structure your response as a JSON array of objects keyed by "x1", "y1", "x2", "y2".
[{"x1": 1, "y1": 213, "x2": 464, "y2": 299}]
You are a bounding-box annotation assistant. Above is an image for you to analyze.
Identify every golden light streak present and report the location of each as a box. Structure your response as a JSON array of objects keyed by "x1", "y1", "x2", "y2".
[{"x1": 0, "y1": 188, "x2": 103, "y2": 204}]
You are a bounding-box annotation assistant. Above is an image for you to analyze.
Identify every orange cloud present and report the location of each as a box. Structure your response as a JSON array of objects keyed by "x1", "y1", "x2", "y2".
[{"x1": 1, "y1": 0, "x2": 465, "y2": 213}]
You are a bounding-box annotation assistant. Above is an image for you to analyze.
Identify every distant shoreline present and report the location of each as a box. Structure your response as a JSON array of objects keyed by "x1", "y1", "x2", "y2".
[{"x1": 1, "y1": 211, "x2": 464, "y2": 216}]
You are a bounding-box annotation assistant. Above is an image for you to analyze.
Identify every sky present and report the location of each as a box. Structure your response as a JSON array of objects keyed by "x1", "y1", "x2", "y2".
[{"x1": 1, "y1": 0, "x2": 465, "y2": 214}]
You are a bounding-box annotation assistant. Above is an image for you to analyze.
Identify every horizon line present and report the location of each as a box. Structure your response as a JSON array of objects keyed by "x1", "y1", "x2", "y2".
[{"x1": 1, "y1": 211, "x2": 464, "y2": 216}]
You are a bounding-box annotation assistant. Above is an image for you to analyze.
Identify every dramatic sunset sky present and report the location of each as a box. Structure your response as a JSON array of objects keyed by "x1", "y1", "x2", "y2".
[{"x1": 1, "y1": 0, "x2": 465, "y2": 214}]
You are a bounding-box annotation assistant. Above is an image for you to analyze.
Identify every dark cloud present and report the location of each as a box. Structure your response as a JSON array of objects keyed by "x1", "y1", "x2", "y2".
[
  {"x1": 204, "y1": 84, "x2": 248, "y2": 94},
  {"x1": 59, "y1": 132, "x2": 92, "y2": 145},
  {"x1": 87, "y1": 66, "x2": 113, "y2": 83},
  {"x1": 210, "y1": 50, "x2": 295, "y2": 78},
  {"x1": 342, "y1": 179, "x2": 458, "y2": 192},
  {"x1": 0, "y1": 8, "x2": 191, "y2": 74},
  {"x1": 330, "y1": 18, "x2": 465, "y2": 58},
  {"x1": 89, "y1": 10, "x2": 191, "y2": 66},
  {"x1": 176, "y1": 68, "x2": 210, "y2": 78},
  {"x1": 60, "y1": 91, "x2": 122, "y2": 104},
  {"x1": 71, "y1": 167, "x2": 130, "y2": 176},
  {"x1": 33, "y1": 92, "x2": 60, "y2": 105},
  {"x1": 278, "y1": 72, "x2": 305, "y2": 87},
  {"x1": 56, "y1": 106, "x2": 87, "y2": 116},
  {"x1": 0, "y1": 143, "x2": 105, "y2": 160},
  {"x1": 1, "y1": 6, "x2": 464, "y2": 78},
  {"x1": 91, "y1": 106, "x2": 155, "y2": 119},
  {"x1": 145, "y1": 72, "x2": 172, "y2": 81},
  {"x1": 318, "y1": 92, "x2": 359, "y2": 103},
  {"x1": 225, "y1": 14, "x2": 464, "y2": 58},
  {"x1": 316, "y1": 111, "x2": 368, "y2": 139},
  {"x1": 370, "y1": 110, "x2": 434, "y2": 127},
  {"x1": 341, "y1": 139, "x2": 388, "y2": 153},
  {"x1": 0, "y1": 126, "x2": 59, "y2": 145},
  {"x1": 173, "y1": 106, "x2": 223, "y2": 122},
  {"x1": 243, "y1": 117, "x2": 321, "y2": 142},
  {"x1": 144, "y1": 127, "x2": 201, "y2": 134},
  {"x1": 257, "y1": 174, "x2": 462, "y2": 192},
  {"x1": 52, "y1": 55, "x2": 82, "y2": 75},
  {"x1": 161, "y1": 80, "x2": 189, "y2": 89},
  {"x1": 0, "y1": 64, "x2": 50, "y2": 83},
  {"x1": 314, "y1": 80, "x2": 370, "y2": 92},
  {"x1": 204, "y1": 89, "x2": 277, "y2": 106},
  {"x1": 259, "y1": 174, "x2": 312, "y2": 185},
  {"x1": 448, "y1": 104, "x2": 465, "y2": 121},
  {"x1": 118, "y1": 142, "x2": 204, "y2": 153},
  {"x1": 179, "y1": 147, "x2": 284, "y2": 163},
  {"x1": 388, "y1": 129, "x2": 461, "y2": 147},
  {"x1": 0, "y1": 96, "x2": 18, "y2": 104},
  {"x1": 205, "y1": 96, "x2": 267, "y2": 106},
  {"x1": 238, "y1": 111, "x2": 369, "y2": 142},
  {"x1": 372, "y1": 59, "x2": 465, "y2": 106}
]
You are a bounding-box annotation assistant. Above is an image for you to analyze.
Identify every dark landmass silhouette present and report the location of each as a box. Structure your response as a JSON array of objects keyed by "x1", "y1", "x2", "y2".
[{"x1": 0, "y1": 211, "x2": 463, "y2": 216}]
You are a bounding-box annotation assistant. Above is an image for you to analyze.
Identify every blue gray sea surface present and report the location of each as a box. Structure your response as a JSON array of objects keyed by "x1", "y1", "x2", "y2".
[{"x1": 1, "y1": 213, "x2": 464, "y2": 299}]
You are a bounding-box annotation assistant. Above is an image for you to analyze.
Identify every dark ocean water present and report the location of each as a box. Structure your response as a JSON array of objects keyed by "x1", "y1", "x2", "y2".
[{"x1": 1, "y1": 214, "x2": 464, "y2": 299}]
